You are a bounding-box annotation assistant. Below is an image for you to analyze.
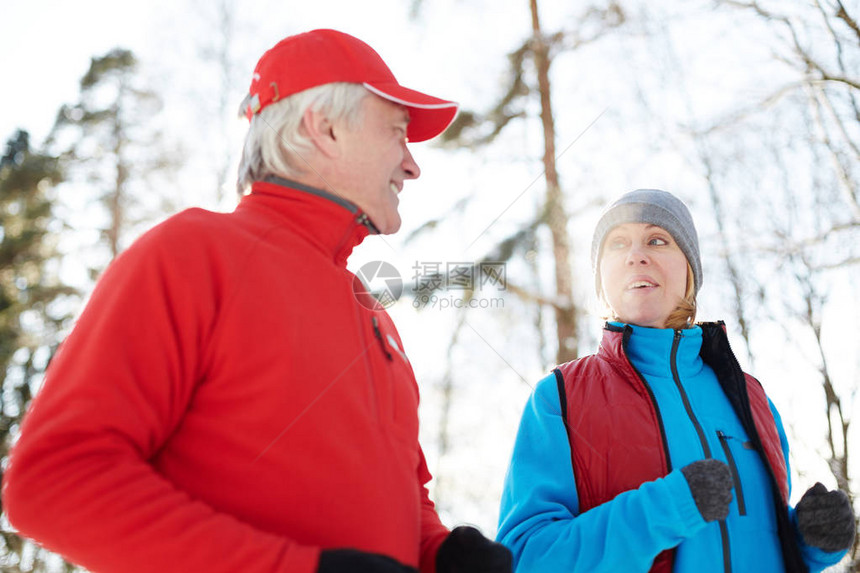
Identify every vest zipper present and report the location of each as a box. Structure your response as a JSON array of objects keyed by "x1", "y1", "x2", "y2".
[
  {"x1": 620, "y1": 327, "x2": 673, "y2": 472},
  {"x1": 670, "y1": 330, "x2": 732, "y2": 573},
  {"x1": 717, "y1": 431, "x2": 747, "y2": 516}
]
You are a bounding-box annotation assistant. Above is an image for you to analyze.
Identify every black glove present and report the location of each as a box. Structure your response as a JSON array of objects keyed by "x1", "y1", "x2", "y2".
[
  {"x1": 436, "y1": 525, "x2": 513, "y2": 573},
  {"x1": 681, "y1": 459, "x2": 733, "y2": 522},
  {"x1": 317, "y1": 548, "x2": 418, "y2": 573},
  {"x1": 796, "y1": 482, "x2": 856, "y2": 552}
]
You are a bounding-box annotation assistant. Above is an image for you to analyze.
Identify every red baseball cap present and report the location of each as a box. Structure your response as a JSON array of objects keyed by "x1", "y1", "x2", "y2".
[{"x1": 242, "y1": 29, "x2": 459, "y2": 142}]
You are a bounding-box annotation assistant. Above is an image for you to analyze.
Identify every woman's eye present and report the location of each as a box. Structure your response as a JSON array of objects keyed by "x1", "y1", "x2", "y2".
[{"x1": 649, "y1": 236, "x2": 669, "y2": 246}]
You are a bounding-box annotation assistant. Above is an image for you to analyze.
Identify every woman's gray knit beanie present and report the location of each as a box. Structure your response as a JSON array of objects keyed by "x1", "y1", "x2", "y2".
[{"x1": 591, "y1": 189, "x2": 702, "y2": 295}]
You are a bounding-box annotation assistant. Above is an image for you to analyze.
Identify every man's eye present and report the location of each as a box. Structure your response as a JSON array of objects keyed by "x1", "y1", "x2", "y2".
[{"x1": 649, "y1": 237, "x2": 669, "y2": 246}]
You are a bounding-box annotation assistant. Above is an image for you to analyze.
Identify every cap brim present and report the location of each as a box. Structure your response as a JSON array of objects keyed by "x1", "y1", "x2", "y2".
[{"x1": 363, "y1": 83, "x2": 458, "y2": 142}]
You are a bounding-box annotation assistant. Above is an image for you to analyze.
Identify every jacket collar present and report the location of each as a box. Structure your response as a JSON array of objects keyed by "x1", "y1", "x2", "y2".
[
  {"x1": 603, "y1": 322, "x2": 704, "y2": 379},
  {"x1": 240, "y1": 176, "x2": 376, "y2": 266},
  {"x1": 600, "y1": 321, "x2": 732, "y2": 372}
]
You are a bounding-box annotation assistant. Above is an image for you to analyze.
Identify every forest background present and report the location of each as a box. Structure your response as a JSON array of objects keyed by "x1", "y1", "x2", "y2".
[{"x1": 1, "y1": 0, "x2": 858, "y2": 570}]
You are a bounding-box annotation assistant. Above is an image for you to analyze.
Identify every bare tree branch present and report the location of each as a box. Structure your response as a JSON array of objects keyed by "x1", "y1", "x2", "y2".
[
  {"x1": 721, "y1": 0, "x2": 860, "y2": 92},
  {"x1": 431, "y1": 312, "x2": 467, "y2": 510},
  {"x1": 834, "y1": 0, "x2": 860, "y2": 43},
  {"x1": 793, "y1": 254, "x2": 851, "y2": 496},
  {"x1": 698, "y1": 143, "x2": 756, "y2": 366},
  {"x1": 814, "y1": 0, "x2": 860, "y2": 121},
  {"x1": 806, "y1": 83, "x2": 860, "y2": 220}
]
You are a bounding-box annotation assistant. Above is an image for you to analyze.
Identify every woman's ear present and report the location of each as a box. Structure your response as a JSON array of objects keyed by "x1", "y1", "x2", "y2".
[{"x1": 301, "y1": 107, "x2": 340, "y2": 158}]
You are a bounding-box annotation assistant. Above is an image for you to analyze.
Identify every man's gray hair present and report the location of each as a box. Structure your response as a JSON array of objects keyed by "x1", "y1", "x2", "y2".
[{"x1": 236, "y1": 82, "x2": 369, "y2": 195}]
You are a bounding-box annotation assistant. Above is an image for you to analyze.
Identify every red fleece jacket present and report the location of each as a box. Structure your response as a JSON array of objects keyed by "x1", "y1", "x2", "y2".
[{"x1": 3, "y1": 180, "x2": 449, "y2": 572}]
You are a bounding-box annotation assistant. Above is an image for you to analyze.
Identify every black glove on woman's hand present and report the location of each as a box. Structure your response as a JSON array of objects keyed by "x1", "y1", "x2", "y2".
[
  {"x1": 796, "y1": 482, "x2": 856, "y2": 552},
  {"x1": 436, "y1": 525, "x2": 513, "y2": 573},
  {"x1": 317, "y1": 548, "x2": 418, "y2": 573},
  {"x1": 681, "y1": 459, "x2": 733, "y2": 522}
]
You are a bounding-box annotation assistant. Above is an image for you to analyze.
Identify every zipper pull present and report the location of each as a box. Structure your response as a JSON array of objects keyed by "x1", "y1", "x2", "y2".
[
  {"x1": 356, "y1": 212, "x2": 380, "y2": 234},
  {"x1": 371, "y1": 316, "x2": 393, "y2": 361}
]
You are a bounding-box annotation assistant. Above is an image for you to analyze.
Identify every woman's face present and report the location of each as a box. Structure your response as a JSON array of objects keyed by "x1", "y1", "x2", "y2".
[{"x1": 598, "y1": 223, "x2": 689, "y2": 329}]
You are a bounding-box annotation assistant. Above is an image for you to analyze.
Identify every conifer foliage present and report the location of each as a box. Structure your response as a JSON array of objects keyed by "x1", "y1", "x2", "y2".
[{"x1": 0, "y1": 130, "x2": 77, "y2": 572}]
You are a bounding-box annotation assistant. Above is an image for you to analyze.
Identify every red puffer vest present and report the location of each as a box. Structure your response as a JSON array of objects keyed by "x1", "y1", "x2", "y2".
[{"x1": 554, "y1": 322, "x2": 806, "y2": 573}]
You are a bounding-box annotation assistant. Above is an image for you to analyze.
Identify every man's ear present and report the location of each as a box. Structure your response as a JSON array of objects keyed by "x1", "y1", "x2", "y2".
[{"x1": 302, "y1": 107, "x2": 340, "y2": 158}]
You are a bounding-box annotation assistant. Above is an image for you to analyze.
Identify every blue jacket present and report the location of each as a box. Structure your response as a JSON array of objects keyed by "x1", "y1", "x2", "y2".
[{"x1": 497, "y1": 323, "x2": 845, "y2": 572}]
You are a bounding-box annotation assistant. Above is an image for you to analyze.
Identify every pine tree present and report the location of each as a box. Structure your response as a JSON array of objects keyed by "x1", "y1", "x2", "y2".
[
  {"x1": 0, "y1": 130, "x2": 78, "y2": 571},
  {"x1": 51, "y1": 48, "x2": 178, "y2": 267}
]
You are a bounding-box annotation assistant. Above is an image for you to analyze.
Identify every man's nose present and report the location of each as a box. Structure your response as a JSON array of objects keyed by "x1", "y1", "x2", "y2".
[{"x1": 402, "y1": 144, "x2": 421, "y2": 180}]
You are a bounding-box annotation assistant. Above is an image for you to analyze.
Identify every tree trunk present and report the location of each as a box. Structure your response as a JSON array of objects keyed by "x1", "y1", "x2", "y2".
[
  {"x1": 529, "y1": 0, "x2": 578, "y2": 363},
  {"x1": 109, "y1": 93, "x2": 127, "y2": 261}
]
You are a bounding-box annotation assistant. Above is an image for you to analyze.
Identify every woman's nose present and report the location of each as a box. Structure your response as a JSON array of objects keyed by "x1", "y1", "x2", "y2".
[{"x1": 626, "y1": 245, "x2": 649, "y2": 265}]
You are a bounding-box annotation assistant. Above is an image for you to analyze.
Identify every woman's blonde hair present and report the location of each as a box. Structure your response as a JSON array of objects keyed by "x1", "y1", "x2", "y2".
[{"x1": 663, "y1": 263, "x2": 697, "y2": 330}]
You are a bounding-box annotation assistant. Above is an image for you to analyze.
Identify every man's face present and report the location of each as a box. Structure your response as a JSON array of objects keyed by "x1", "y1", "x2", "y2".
[{"x1": 332, "y1": 95, "x2": 420, "y2": 234}]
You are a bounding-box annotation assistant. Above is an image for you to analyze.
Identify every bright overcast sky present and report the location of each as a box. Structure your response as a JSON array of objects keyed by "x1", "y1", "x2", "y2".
[
  {"x1": 1, "y1": 0, "x2": 159, "y2": 143},
  {"x1": 0, "y1": 0, "x2": 523, "y2": 146}
]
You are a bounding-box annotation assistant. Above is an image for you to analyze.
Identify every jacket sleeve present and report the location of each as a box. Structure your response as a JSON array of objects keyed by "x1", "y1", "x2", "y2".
[
  {"x1": 768, "y1": 400, "x2": 849, "y2": 572},
  {"x1": 418, "y1": 447, "x2": 450, "y2": 573},
  {"x1": 2, "y1": 222, "x2": 320, "y2": 573},
  {"x1": 497, "y1": 375, "x2": 707, "y2": 573}
]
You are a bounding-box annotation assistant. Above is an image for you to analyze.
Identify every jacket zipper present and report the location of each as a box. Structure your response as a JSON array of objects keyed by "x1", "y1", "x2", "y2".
[
  {"x1": 700, "y1": 323, "x2": 806, "y2": 572},
  {"x1": 372, "y1": 316, "x2": 393, "y2": 361},
  {"x1": 348, "y1": 270, "x2": 381, "y2": 424},
  {"x1": 670, "y1": 331, "x2": 711, "y2": 457},
  {"x1": 355, "y1": 212, "x2": 379, "y2": 234},
  {"x1": 338, "y1": 213, "x2": 384, "y2": 421},
  {"x1": 670, "y1": 330, "x2": 732, "y2": 573},
  {"x1": 718, "y1": 431, "x2": 747, "y2": 516}
]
